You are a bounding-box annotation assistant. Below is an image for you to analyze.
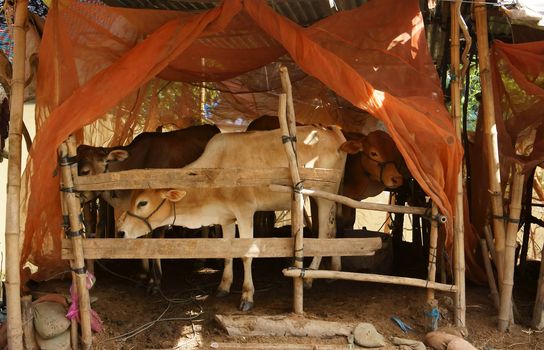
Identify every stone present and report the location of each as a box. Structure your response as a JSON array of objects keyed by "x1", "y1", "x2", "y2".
[
  {"x1": 353, "y1": 322, "x2": 385, "y2": 348},
  {"x1": 35, "y1": 329, "x2": 71, "y2": 350},
  {"x1": 33, "y1": 301, "x2": 70, "y2": 339},
  {"x1": 391, "y1": 336, "x2": 426, "y2": 350}
]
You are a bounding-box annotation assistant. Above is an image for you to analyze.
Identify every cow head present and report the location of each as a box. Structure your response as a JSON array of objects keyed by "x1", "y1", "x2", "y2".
[
  {"x1": 76, "y1": 145, "x2": 129, "y2": 202},
  {"x1": 340, "y1": 130, "x2": 404, "y2": 189},
  {"x1": 117, "y1": 189, "x2": 185, "y2": 239}
]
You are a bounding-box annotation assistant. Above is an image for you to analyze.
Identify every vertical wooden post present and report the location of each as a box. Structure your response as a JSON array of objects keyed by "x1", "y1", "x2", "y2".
[
  {"x1": 480, "y1": 239, "x2": 500, "y2": 310},
  {"x1": 450, "y1": 0, "x2": 466, "y2": 328},
  {"x1": 532, "y1": 249, "x2": 544, "y2": 330},
  {"x1": 21, "y1": 295, "x2": 38, "y2": 350},
  {"x1": 279, "y1": 66, "x2": 304, "y2": 315},
  {"x1": 519, "y1": 168, "x2": 535, "y2": 276},
  {"x1": 498, "y1": 164, "x2": 524, "y2": 331},
  {"x1": 4, "y1": 1, "x2": 28, "y2": 348},
  {"x1": 474, "y1": 0, "x2": 506, "y2": 283},
  {"x1": 58, "y1": 135, "x2": 93, "y2": 349},
  {"x1": 426, "y1": 204, "x2": 438, "y2": 303}
]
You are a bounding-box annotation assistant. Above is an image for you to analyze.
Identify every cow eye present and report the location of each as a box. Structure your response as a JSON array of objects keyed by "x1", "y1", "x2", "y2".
[
  {"x1": 370, "y1": 151, "x2": 378, "y2": 157},
  {"x1": 137, "y1": 201, "x2": 148, "y2": 208}
]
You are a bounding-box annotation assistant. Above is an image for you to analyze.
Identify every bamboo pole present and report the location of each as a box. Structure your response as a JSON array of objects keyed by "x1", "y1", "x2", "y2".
[
  {"x1": 4, "y1": 1, "x2": 29, "y2": 348},
  {"x1": 58, "y1": 136, "x2": 93, "y2": 349},
  {"x1": 427, "y1": 204, "x2": 439, "y2": 303},
  {"x1": 498, "y1": 164, "x2": 524, "y2": 331},
  {"x1": 283, "y1": 268, "x2": 457, "y2": 293},
  {"x1": 278, "y1": 67, "x2": 304, "y2": 314},
  {"x1": 474, "y1": 0, "x2": 506, "y2": 283},
  {"x1": 269, "y1": 184, "x2": 447, "y2": 223},
  {"x1": 484, "y1": 225, "x2": 498, "y2": 263},
  {"x1": 480, "y1": 239, "x2": 500, "y2": 310},
  {"x1": 59, "y1": 186, "x2": 80, "y2": 350},
  {"x1": 450, "y1": 0, "x2": 466, "y2": 328},
  {"x1": 532, "y1": 248, "x2": 544, "y2": 330},
  {"x1": 21, "y1": 296, "x2": 38, "y2": 350}
]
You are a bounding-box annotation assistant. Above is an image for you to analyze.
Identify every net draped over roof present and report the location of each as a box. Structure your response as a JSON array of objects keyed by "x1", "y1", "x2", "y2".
[{"x1": 21, "y1": 0, "x2": 464, "y2": 281}]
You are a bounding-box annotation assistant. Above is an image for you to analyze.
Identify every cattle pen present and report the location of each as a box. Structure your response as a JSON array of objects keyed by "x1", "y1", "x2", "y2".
[
  {"x1": 52, "y1": 67, "x2": 464, "y2": 349},
  {"x1": 3, "y1": 0, "x2": 544, "y2": 349}
]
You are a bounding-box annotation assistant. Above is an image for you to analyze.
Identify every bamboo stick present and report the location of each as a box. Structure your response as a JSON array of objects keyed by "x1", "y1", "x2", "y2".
[
  {"x1": 480, "y1": 239, "x2": 500, "y2": 310},
  {"x1": 474, "y1": 0, "x2": 506, "y2": 284},
  {"x1": 498, "y1": 164, "x2": 524, "y2": 331},
  {"x1": 519, "y1": 169, "x2": 535, "y2": 276},
  {"x1": 283, "y1": 268, "x2": 458, "y2": 293},
  {"x1": 278, "y1": 68, "x2": 304, "y2": 315},
  {"x1": 59, "y1": 137, "x2": 92, "y2": 349},
  {"x1": 21, "y1": 296, "x2": 38, "y2": 350},
  {"x1": 450, "y1": 0, "x2": 466, "y2": 328},
  {"x1": 484, "y1": 225, "x2": 498, "y2": 264},
  {"x1": 532, "y1": 248, "x2": 544, "y2": 330},
  {"x1": 4, "y1": 1, "x2": 29, "y2": 348},
  {"x1": 427, "y1": 204, "x2": 439, "y2": 303},
  {"x1": 269, "y1": 184, "x2": 447, "y2": 223}
]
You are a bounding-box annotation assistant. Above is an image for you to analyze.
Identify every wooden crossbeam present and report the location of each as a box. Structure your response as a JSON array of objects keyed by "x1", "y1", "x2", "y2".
[
  {"x1": 73, "y1": 167, "x2": 342, "y2": 191},
  {"x1": 61, "y1": 237, "x2": 382, "y2": 260}
]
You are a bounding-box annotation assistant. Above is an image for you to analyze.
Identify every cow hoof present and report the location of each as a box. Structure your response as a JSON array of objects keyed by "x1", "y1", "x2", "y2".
[
  {"x1": 303, "y1": 279, "x2": 313, "y2": 290},
  {"x1": 239, "y1": 300, "x2": 254, "y2": 312},
  {"x1": 216, "y1": 289, "x2": 230, "y2": 298}
]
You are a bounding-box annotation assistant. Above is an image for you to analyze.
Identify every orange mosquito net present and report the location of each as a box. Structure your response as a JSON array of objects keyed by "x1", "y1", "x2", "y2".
[
  {"x1": 471, "y1": 40, "x2": 544, "y2": 249},
  {"x1": 21, "y1": 0, "x2": 467, "y2": 282}
]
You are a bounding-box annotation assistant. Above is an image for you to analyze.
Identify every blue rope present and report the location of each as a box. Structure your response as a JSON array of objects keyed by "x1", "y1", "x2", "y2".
[{"x1": 425, "y1": 307, "x2": 440, "y2": 330}]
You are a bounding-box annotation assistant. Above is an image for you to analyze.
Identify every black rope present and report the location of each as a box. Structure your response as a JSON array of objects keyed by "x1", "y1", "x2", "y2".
[
  {"x1": 60, "y1": 186, "x2": 76, "y2": 193},
  {"x1": 281, "y1": 135, "x2": 297, "y2": 144},
  {"x1": 67, "y1": 230, "x2": 83, "y2": 238},
  {"x1": 72, "y1": 267, "x2": 87, "y2": 275},
  {"x1": 58, "y1": 156, "x2": 78, "y2": 167}
]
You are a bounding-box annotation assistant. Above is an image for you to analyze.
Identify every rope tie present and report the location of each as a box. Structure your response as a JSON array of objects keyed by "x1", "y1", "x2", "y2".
[
  {"x1": 425, "y1": 307, "x2": 440, "y2": 331},
  {"x1": 281, "y1": 135, "x2": 297, "y2": 144}
]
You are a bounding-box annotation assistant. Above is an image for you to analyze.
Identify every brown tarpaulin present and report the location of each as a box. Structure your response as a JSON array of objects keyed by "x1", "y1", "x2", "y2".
[{"x1": 21, "y1": 0, "x2": 469, "y2": 281}]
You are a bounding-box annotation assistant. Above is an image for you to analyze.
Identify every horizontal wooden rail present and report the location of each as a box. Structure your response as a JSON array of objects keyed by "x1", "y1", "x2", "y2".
[
  {"x1": 283, "y1": 268, "x2": 458, "y2": 293},
  {"x1": 74, "y1": 167, "x2": 342, "y2": 191},
  {"x1": 61, "y1": 237, "x2": 382, "y2": 260},
  {"x1": 269, "y1": 184, "x2": 448, "y2": 223}
]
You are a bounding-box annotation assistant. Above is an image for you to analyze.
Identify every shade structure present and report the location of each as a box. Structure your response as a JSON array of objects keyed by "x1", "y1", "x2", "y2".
[{"x1": 21, "y1": 0, "x2": 468, "y2": 282}]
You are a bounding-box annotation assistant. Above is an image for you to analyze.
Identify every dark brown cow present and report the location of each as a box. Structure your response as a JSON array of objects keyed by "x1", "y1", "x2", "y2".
[
  {"x1": 247, "y1": 116, "x2": 404, "y2": 232},
  {"x1": 77, "y1": 124, "x2": 220, "y2": 291}
]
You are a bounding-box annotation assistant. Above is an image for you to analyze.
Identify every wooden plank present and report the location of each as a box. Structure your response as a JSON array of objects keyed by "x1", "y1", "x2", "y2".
[
  {"x1": 270, "y1": 184, "x2": 448, "y2": 222},
  {"x1": 61, "y1": 237, "x2": 382, "y2": 260},
  {"x1": 73, "y1": 167, "x2": 342, "y2": 191},
  {"x1": 283, "y1": 268, "x2": 458, "y2": 293}
]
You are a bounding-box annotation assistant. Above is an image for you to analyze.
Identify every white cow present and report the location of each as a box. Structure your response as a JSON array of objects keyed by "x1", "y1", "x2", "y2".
[{"x1": 117, "y1": 126, "x2": 348, "y2": 311}]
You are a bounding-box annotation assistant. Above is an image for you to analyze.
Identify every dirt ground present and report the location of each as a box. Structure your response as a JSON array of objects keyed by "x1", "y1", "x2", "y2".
[{"x1": 31, "y1": 254, "x2": 544, "y2": 350}]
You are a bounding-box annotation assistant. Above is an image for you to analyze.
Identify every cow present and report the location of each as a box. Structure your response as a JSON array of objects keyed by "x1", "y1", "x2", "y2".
[
  {"x1": 76, "y1": 124, "x2": 220, "y2": 291},
  {"x1": 247, "y1": 116, "x2": 405, "y2": 234},
  {"x1": 117, "y1": 125, "x2": 348, "y2": 311}
]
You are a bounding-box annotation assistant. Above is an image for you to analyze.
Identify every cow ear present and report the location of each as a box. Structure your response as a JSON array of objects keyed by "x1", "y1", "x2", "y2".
[
  {"x1": 339, "y1": 140, "x2": 364, "y2": 154},
  {"x1": 106, "y1": 150, "x2": 129, "y2": 163},
  {"x1": 162, "y1": 190, "x2": 187, "y2": 202}
]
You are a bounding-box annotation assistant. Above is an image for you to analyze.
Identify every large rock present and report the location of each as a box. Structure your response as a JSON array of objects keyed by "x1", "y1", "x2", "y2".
[
  {"x1": 33, "y1": 301, "x2": 70, "y2": 340},
  {"x1": 353, "y1": 322, "x2": 385, "y2": 348}
]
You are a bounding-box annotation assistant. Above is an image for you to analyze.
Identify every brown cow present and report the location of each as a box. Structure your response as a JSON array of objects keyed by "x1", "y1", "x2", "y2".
[
  {"x1": 247, "y1": 116, "x2": 404, "y2": 233},
  {"x1": 117, "y1": 125, "x2": 348, "y2": 311},
  {"x1": 77, "y1": 124, "x2": 220, "y2": 291}
]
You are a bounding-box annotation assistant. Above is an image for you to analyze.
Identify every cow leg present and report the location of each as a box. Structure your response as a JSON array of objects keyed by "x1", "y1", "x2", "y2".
[
  {"x1": 217, "y1": 222, "x2": 236, "y2": 298},
  {"x1": 237, "y1": 214, "x2": 255, "y2": 312},
  {"x1": 305, "y1": 199, "x2": 338, "y2": 289}
]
